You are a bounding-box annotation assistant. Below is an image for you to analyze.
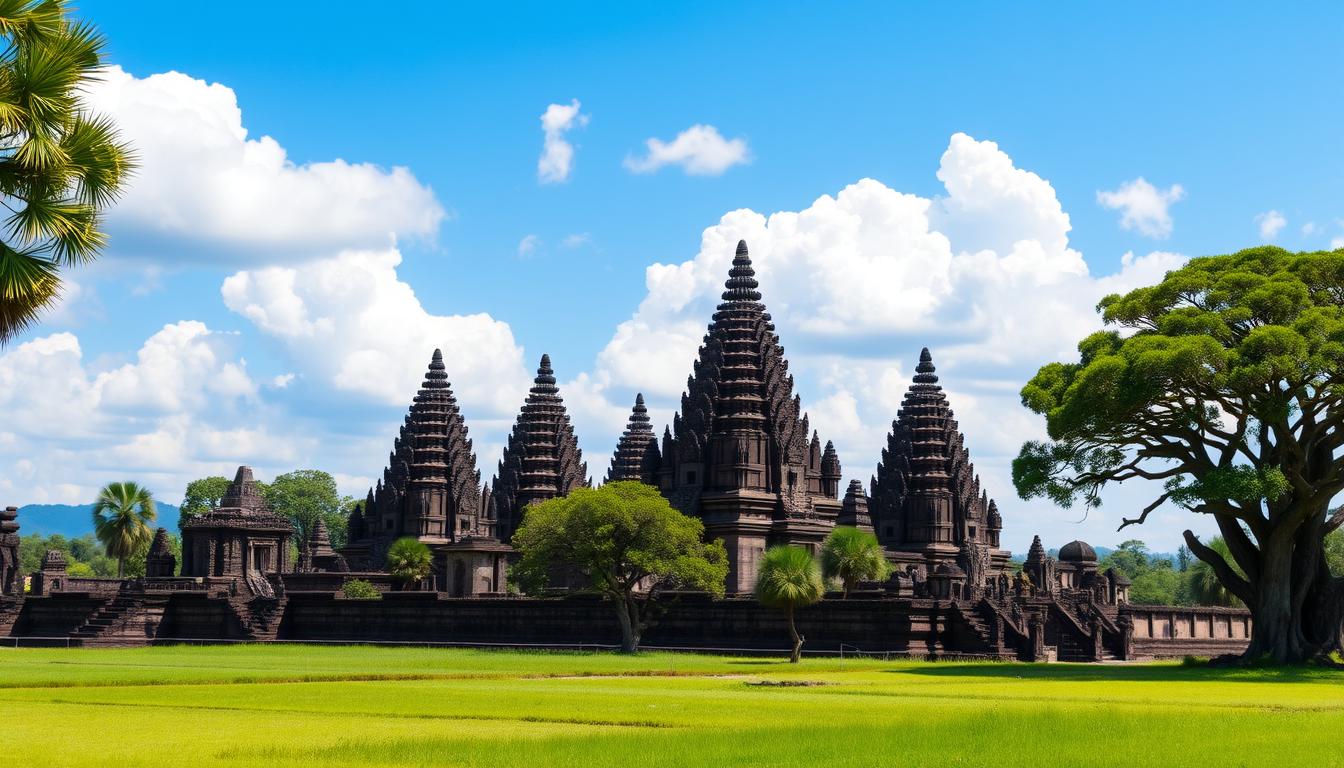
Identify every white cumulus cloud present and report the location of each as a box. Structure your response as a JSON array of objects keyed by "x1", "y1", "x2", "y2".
[
  {"x1": 86, "y1": 66, "x2": 445, "y2": 263},
  {"x1": 624, "y1": 124, "x2": 750, "y2": 176},
  {"x1": 1096, "y1": 177, "x2": 1185, "y2": 239},
  {"x1": 537, "y1": 99, "x2": 588, "y2": 184},
  {"x1": 222, "y1": 247, "x2": 531, "y2": 417},
  {"x1": 569, "y1": 133, "x2": 1195, "y2": 553}
]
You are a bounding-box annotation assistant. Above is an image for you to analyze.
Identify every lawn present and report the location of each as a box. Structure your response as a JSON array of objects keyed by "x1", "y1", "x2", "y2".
[{"x1": 1, "y1": 645, "x2": 1340, "y2": 767}]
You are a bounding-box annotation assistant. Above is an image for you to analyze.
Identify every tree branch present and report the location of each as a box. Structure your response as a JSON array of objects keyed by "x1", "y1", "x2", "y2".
[
  {"x1": 1118, "y1": 492, "x2": 1171, "y2": 531},
  {"x1": 1184, "y1": 529, "x2": 1253, "y2": 604}
]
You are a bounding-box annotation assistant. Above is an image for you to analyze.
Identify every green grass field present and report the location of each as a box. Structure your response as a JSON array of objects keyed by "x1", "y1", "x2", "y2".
[{"x1": 1, "y1": 645, "x2": 1340, "y2": 767}]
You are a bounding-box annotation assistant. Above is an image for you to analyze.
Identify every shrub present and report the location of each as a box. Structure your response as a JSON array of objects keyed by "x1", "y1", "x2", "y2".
[{"x1": 339, "y1": 579, "x2": 381, "y2": 600}]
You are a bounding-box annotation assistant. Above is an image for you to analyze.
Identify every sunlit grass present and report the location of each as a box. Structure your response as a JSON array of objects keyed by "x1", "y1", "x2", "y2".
[{"x1": 1, "y1": 645, "x2": 1340, "y2": 767}]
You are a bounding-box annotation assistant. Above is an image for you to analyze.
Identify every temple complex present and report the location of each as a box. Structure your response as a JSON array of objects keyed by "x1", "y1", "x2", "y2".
[
  {"x1": 606, "y1": 394, "x2": 659, "y2": 484},
  {"x1": 653, "y1": 241, "x2": 843, "y2": 593},
  {"x1": 0, "y1": 238, "x2": 1252, "y2": 660},
  {"x1": 490, "y1": 354, "x2": 589, "y2": 542},
  {"x1": 869, "y1": 348, "x2": 1009, "y2": 595}
]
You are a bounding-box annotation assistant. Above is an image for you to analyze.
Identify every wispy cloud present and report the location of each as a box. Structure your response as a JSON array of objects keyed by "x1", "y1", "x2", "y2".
[
  {"x1": 537, "y1": 99, "x2": 589, "y2": 184},
  {"x1": 625, "y1": 124, "x2": 749, "y2": 176},
  {"x1": 1255, "y1": 209, "x2": 1287, "y2": 240}
]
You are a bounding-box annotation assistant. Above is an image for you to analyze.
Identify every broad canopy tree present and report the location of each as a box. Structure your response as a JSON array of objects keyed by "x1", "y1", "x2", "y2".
[
  {"x1": 509, "y1": 481, "x2": 728, "y2": 653},
  {"x1": 1014, "y1": 246, "x2": 1344, "y2": 664}
]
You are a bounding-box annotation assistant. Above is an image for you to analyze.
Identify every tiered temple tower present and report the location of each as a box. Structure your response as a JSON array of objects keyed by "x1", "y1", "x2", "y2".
[
  {"x1": 606, "y1": 393, "x2": 660, "y2": 484},
  {"x1": 181, "y1": 466, "x2": 294, "y2": 581},
  {"x1": 344, "y1": 350, "x2": 504, "y2": 592},
  {"x1": 656, "y1": 240, "x2": 842, "y2": 594},
  {"x1": 869, "y1": 349, "x2": 1008, "y2": 585},
  {"x1": 490, "y1": 354, "x2": 589, "y2": 542},
  {"x1": 838, "y1": 479, "x2": 874, "y2": 533}
]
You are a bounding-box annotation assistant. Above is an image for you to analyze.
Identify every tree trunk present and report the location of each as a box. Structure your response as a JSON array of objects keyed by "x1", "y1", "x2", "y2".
[
  {"x1": 615, "y1": 596, "x2": 640, "y2": 654},
  {"x1": 117, "y1": 557, "x2": 124, "y2": 579},
  {"x1": 786, "y1": 605, "x2": 804, "y2": 663},
  {"x1": 1240, "y1": 532, "x2": 1342, "y2": 664}
]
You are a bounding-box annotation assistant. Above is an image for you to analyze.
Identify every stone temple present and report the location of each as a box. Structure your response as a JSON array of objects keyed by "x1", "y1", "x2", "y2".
[{"x1": 0, "y1": 239, "x2": 1253, "y2": 660}]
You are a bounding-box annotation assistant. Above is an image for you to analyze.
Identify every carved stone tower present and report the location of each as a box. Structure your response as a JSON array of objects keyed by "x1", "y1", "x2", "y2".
[
  {"x1": 344, "y1": 349, "x2": 498, "y2": 585},
  {"x1": 869, "y1": 348, "x2": 1010, "y2": 581},
  {"x1": 491, "y1": 354, "x2": 589, "y2": 542},
  {"x1": 656, "y1": 240, "x2": 841, "y2": 594},
  {"x1": 606, "y1": 393, "x2": 660, "y2": 484}
]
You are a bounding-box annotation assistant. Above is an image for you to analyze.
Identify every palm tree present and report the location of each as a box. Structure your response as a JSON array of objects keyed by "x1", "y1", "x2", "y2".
[
  {"x1": 1187, "y1": 536, "x2": 1244, "y2": 607},
  {"x1": 0, "y1": 0, "x2": 135, "y2": 344},
  {"x1": 386, "y1": 537, "x2": 432, "y2": 590},
  {"x1": 820, "y1": 526, "x2": 892, "y2": 598},
  {"x1": 91, "y1": 481, "x2": 156, "y2": 577},
  {"x1": 755, "y1": 545, "x2": 824, "y2": 663}
]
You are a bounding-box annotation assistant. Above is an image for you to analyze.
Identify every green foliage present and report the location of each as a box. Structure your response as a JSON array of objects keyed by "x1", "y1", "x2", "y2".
[
  {"x1": 820, "y1": 526, "x2": 891, "y2": 596},
  {"x1": 339, "y1": 578, "x2": 381, "y2": 600},
  {"x1": 0, "y1": 0, "x2": 134, "y2": 343},
  {"x1": 19, "y1": 532, "x2": 116, "y2": 577},
  {"x1": 756, "y1": 546, "x2": 824, "y2": 611},
  {"x1": 746, "y1": 544, "x2": 825, "y2": 660},
  {"x1": 510, "y1": 481, "x2": 728, "y2": 598},
  {"x1": 1128, "y1": 561, "x2": 1182, "y2": 606},
  {"x1": 178, "y1": 476, "x2": 230, "y2": 526},
  {"x1": 1327, "y1": 529, "x2": 1344, "y2": 577},
  {"x1": 265, "y1": 470, "x2": 350, "y2": 550},
  {"x1": 385, "y1": 537, "x2": 432, "y2": 587},
  {"x1": 91, "y1": 480, "x2": 155, "y2": 577},
  {"x1": 1013, "y1": 247, "x2": 1344, "y2": 659}
]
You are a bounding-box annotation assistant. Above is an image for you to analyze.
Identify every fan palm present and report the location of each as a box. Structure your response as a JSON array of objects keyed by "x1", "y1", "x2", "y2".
[
  {"x1": 820, "y1": 526, "x2": 892, "y2": 598},
  {"x1": 755, "y1": 545, "x2": 824, "y2": 663},
  {"x1": 1187, "y1": 536, "x2": 1244, "y2": 607},
  {"x1": 0, "y1": 0, "x2": 135, "y2": 344},
  {"x1": 91, "y1": 480, "x2": 156, "y2": 577},
  {"x1": 386, "y1": 537, "x2": 432, "y2": 590}
]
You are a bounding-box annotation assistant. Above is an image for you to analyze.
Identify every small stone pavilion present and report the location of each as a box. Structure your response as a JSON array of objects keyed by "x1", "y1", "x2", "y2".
[{"x1": 181, "y1": 466, "x2": 294, "y2": 581}]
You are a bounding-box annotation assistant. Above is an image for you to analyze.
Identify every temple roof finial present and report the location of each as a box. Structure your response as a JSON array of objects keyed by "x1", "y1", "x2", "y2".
[
  {"x1": 722, "y1": 240, "x2": 761, "y2": 302},
  {"x1": 914, "y1": 347, "x2": 938, "y2": 384}
]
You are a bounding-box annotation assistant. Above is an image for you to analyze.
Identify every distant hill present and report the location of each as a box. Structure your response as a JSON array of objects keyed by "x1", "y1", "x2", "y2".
[{"x1": 15, "y1": 503, "x2": 181, "y2": 538}]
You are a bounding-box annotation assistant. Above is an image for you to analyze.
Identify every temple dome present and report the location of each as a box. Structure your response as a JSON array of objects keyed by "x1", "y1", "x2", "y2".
[{"x1": 1059, "y1": 540, "x2": 1097, "y2": 563}]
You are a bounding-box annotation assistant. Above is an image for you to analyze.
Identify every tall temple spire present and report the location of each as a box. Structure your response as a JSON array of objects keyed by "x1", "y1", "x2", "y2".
[
  {"x1": 491, "y1": 353, "x2": 589, "y2": 542},
  {"x1": 655, "y1": 239, "x2": 841, "y2": 593},
  {"x1": 869, "y1": 347, "x2": 1006, "y2": 571},
  {"x1": 607, "y1": 393, "x2": 660, "y2": 484},
  {"x1": 343, "y1": 349, "x2": 486, "y2": 567}
]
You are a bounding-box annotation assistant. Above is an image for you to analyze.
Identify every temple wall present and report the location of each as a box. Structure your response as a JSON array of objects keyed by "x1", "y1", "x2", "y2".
[
  {"x1": 282, "y1": 593, "x2": 953, "y2": 654},
  {"x1": 1121, "y1": 605, "x2": 1252, "y2": 658},
  {"x1": 7, "y1": 593, "x2": 1252, "y2": 660}
]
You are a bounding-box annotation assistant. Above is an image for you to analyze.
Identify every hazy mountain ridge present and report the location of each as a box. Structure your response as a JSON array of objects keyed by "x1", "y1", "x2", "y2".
[{"x1": 16, "y1": 503, "x2": 182, "y2": 537}]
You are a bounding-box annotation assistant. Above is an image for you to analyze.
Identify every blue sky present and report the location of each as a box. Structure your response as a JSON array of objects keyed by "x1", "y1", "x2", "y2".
[{"x1": 3, "y1": 1, "x2": 1343, "y2": 554}]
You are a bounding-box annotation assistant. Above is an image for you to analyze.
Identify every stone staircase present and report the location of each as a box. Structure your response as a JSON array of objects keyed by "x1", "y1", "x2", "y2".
[
  {"x1": 71, "y1": 594, "x2": 170, "y2": 645},
  {"x1": 0, "y1": 596, "x2": 23, "y2": 637},
  {"x1": 1051, "y1": 603, "x2": 1121, "y2": 662},
  {"x1": 948, "y1": 601, "x2": 1020, "y2": 659},
  {"x1": 229, "y1": 595, "x2": 287, "y2": 641}
]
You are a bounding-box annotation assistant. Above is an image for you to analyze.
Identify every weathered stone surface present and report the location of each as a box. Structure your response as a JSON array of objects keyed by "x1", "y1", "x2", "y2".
[
  {"x1": 838, "y1": 480, "x2": 874, "y2": 532},
  {"x1": 0, "y1": 505, "x2": 18, "y2": 595},
  {"x1": 145, "y1": 527, "x2": 176, "y2": 578},
  {"x1": 490, "y1": 354, "x2": 589, "y2": 542}
]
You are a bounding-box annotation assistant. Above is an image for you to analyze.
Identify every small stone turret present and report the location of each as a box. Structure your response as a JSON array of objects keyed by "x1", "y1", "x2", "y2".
[
  {"x1": 0, "y1": 505, "x2": 19, "y2": 595},
  {"x1": 145, "y1": 527, "x2": 176, "y2": 578},
  {"x1": 820, "y1": 441, "x2": 842, "y2": 498},
  {"x1": 607, "y1": 393, "x2": 660, "y2": 484},
  {"x1": 838, "y1": 480, "x2": 874, "y2": 533},
  {"x1": 304, "y1": 518, "x2": 348, "y2": 573}
]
